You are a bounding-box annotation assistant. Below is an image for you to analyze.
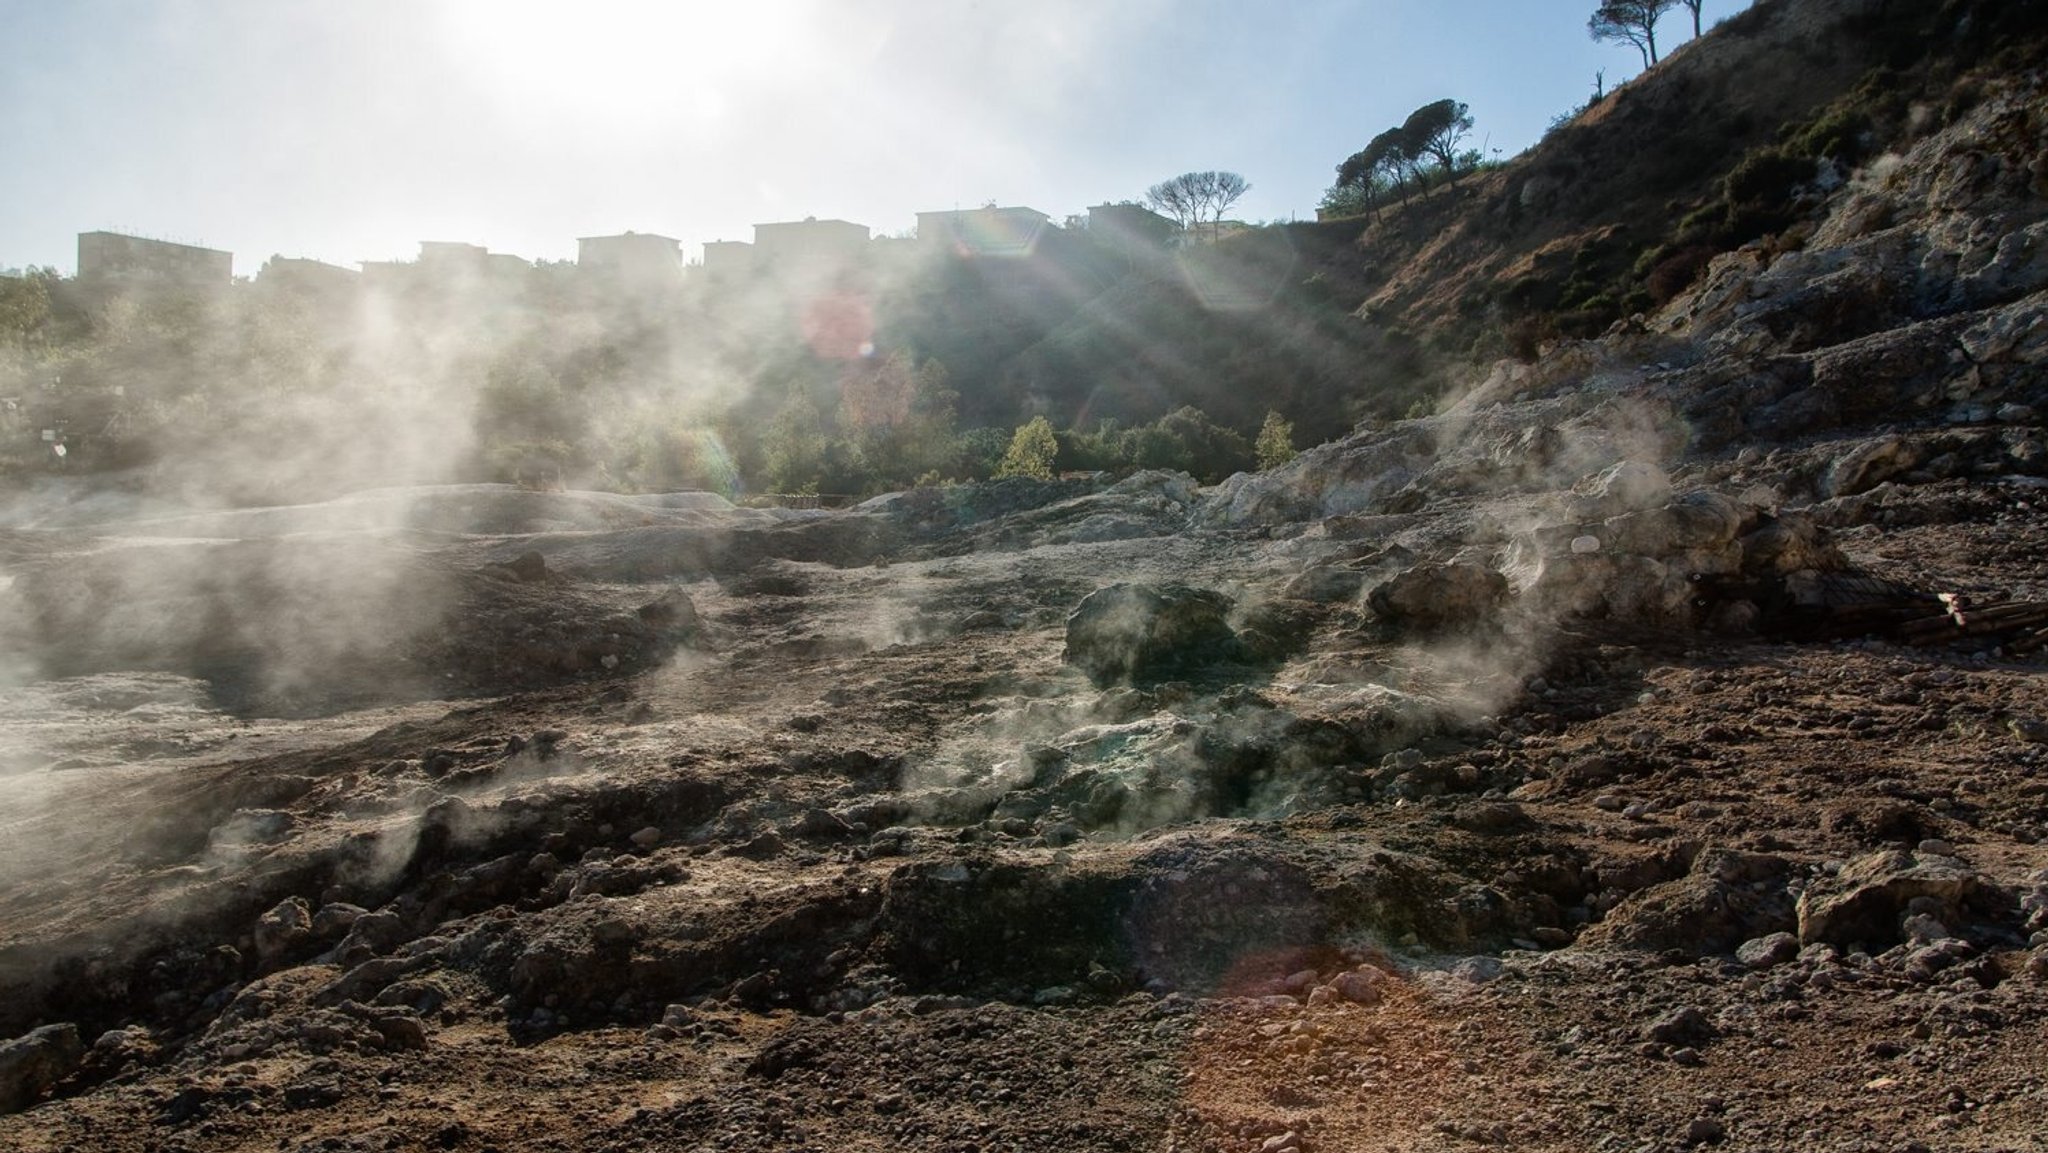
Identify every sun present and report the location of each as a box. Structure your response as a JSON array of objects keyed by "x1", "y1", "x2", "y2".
[{"x1": 435, "y1": 0, "x2": 815, "y2": 129}]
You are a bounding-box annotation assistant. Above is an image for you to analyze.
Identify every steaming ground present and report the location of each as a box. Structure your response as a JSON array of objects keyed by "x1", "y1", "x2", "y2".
[{"x1": 0, "y1": 465, "x2": 2043, "y2": 1151}]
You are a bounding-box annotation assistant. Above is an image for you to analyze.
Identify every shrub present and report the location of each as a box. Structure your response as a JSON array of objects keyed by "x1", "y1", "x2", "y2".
[
  {"x1": 956, "y1": 427, "x2": 1011, "y2": 478},
  {"x1": 1504, "y1": 315, "x2": 1550, "y2": 363},
  {"x1": 994, "y1": 416, "x2": 1058, "y2": 480},
  {"x1": 1646, "y1": 245, "x2": 1719, "y2": 305},
  {"x1": 1788, "y1": 106, "x2": 1874, "y2": 163},
  {"x1": 1725, "y1": 147, "x2": 1816, "y2": 211},
  {"x1": 1152, "y1": 406, "x2": 1252, "y2": 482},
  {"x1": 1255, "y1": 410, "x2": 1297, "y2": 470}
]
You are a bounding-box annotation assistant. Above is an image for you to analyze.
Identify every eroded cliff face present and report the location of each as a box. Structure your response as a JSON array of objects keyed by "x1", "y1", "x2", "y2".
[{"x1": 3, "y1": 18, "x2": 2048, "y2": 1153}]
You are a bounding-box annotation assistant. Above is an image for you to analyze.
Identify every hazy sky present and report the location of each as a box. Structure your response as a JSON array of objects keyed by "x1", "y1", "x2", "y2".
[{"x1": 1, "y1": 0, "x2": 1749, "y2": 274}]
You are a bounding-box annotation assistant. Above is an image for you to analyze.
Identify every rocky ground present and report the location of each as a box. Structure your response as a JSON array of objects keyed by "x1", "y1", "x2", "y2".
[{"x1": 3, "y1": 48, "x2": 2048, "y2": 1153}]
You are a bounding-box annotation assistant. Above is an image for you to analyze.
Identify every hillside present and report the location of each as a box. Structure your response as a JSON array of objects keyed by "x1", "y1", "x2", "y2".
[
  {"x1": 1327, "y1": 0, "x2": 2048, "y2": 355},
  {"x1": 2, "y1": 0, "x2": 2047, "y2": 1150}
]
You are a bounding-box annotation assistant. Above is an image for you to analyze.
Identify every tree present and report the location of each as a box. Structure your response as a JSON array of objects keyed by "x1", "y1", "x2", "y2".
[
  {"x1": 1677, "y1": 0, "x2": 1704, "y2": 38},
  {"x1": 0, "y1": 269, "x2": 55, "y2": 348},
  {"x1": 1333, "y1": 128, "x2": 1411, "y2": 213},
  {"x1": 1590, "y1": 0, "x2": 1675, "y2": 69},
  {"x1": 994, "y1": 415, "x2": 1058, "y2": 479},
  {"x1": 1145, "y1": 171, "x2": 1253, "y2": 240},
  {"x1": 1198, "y1": 171, "x2": 1251, "y2": 238},
  {"x1": 1255, "y1": 410, "x2": 1296, "y2": 470},
  {"x1": 1330, "y1": 103, "x2": 1472, "y2": 213},
  {"x1": 1400, "y1": 100, "x2": 1475, "y2": 185},
  {"x1": 762, "y1": 392, "x2": 827, "y2": 492},
  {"x1": 1145, "y1": 176, "x2": 1199, "y2": 231}
]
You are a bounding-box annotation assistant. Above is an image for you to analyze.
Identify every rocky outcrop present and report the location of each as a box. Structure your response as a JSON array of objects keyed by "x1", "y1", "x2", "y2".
[
  {"x1": 0, "y1": 1023, "x2": 84, "y2": 1114},
  {"x1": 1796, "y1": 849, "x2": 2008, "y2": 949},
  {"x1": 1063, "y1": 584, "x2": 1242, "y2": 686},
  {"x1": 1366, "y1": 563, "x2": 1509, "y2": 633}
]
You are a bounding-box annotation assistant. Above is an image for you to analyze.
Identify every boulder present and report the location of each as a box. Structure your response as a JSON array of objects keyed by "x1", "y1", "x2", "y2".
[
  {"x1": 1201, "y1": 469, "x2": 1318, "y2": 527},
  {"x1": 1737, "y1": 514, "x2": 1843, "y2": 576},
  {"x1": 0, "y1": 1023, "x2": 85, "y2": 1114},
  {"x1": 1279, "y1": 565, "x2": 1366, "y2": 603},
  {"x1": 1366, "y1": 563, "x2": 1509, "y2": 632},
  {"x1": 1579, "y1": 849, "x2": 1793, "y2": 954},
  {"x1": 635, "y1": 588, "x2": 701, "y2": 634},
  {"x1": 1643, "y1": 1005, "x2": 1713, "y2": 1046},
  {"x1": 311, "y1": 902, "x2": 367, "y2": 940},
  {"x1": 253, "y1": 897, "x2": 313, "y2": 965},
  {"x1": 1735, "y1": 932, "x2": 1800, "y2": 969},
  {"x1": 1328, "y1": 965, "x2": 1390, "y2": 1005},
  {"x1": 1824, "y1": 437, "x2": 1923, "y2": 498},
  {"x1": 1063, "y1": 584, "x2": 1241, "y2": 686},
  {"x1": 1796, "y1": 849, "x2": 1997, "y2": 948},
  {"x1": 1578, "y1": 460, "x2": 1673, "y2": 517},
  {"x1": 1602, "y1": 555, "x2": 1692, "y2": 622},
  {"x1": 503, "y1": 551, "x2": 549, "y2": 582}
]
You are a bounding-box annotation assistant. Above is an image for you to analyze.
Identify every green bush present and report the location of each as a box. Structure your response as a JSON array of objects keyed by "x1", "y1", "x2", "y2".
[
  {"x1": 1255, "y1": 410, "x2": 1297, "y2": 470},
  {"x1": 995, "y1": 416, "x2": 1058, "y2": 480},
  {"x1": 1725, "y1": 147, "x2": 1817, "y2": 210}
]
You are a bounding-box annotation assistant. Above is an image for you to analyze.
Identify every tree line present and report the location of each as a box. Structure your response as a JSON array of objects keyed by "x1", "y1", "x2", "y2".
[
  {"x1": 1318, "y1": 2, "x2": 1725, "y2": 218},
  {"x1": 1591, "y1": 0, "x2": 1709, "y2": 69},
  {"x1": 1320, "y1": 98, "x2": 1477, "y2": 219}
]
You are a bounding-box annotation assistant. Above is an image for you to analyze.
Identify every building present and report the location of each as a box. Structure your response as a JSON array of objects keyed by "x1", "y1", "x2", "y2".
[
  {"x1": 417, "y1": 241, "x2": 490, "y2": 274},
  {"x1": 915, "y1": 206, "x2": 1051, "y2": 256},
  {"x1": 751, "y1": 218, "x2": 870, "y2": 266},
  {"x1": 577, "y1": 231, "x2": 683, "y2": 287},
  {"x1": 1086, "y1": 203, "x2": 1179, "y2": 253},
  {"x1": 357, "y1": 259, "x2": 410, "y2": 288},
  {"x1": 76, "y1": 231, "x2": 232, "y2": 289},
  {"x1": 256, "y1": 256, "x2": 359, "y2": 294},
  {"x1": 699, "y1": 240, "x2": 757, "y2": 277},
  {"x1": 358, "y1": 242, "x2": 527, "y2": 290}
]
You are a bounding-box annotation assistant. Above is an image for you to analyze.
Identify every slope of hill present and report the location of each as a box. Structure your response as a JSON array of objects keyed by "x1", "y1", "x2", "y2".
[{"x1": 1331, "y1": 0, "x2": 2048, "y2": 357}]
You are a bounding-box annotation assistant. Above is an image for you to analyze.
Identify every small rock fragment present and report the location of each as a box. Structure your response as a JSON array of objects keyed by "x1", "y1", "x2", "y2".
[
  {"x1": 1644, "y1": 1006, "x2": 1713, "y2": 1046},
  {"x1": 1735, "y1": 932, "x2": 1799, "y2": 969},
  {"x1": 1329, "y1": 965, "x2": 1389, "y2": 1005},
  {"x1": 1684, "y1": 1117, "x2": 1726, "y2": 1146}
]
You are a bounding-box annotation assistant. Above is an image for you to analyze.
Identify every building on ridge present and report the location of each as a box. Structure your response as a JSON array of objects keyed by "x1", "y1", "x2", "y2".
[
  {"x1": 751, "y1": 218, "x2": 871, "y2": 267},
  {"x1": 914, "y1": 206, "x2": 1050, "y2": 257},
  {"x1": 76, "y1": 231, "x2": 232, "y2": 290},
  {"x1": 256, "y1": 256, "x2": 359, "y2": 294},
  {"x1": 699, "y1": 239, "x2": 757, "y2": 277},
  {"x1": 1085, "y1": 203, "x2": 1180, "y2": 253},
  {"x1": 577, "y1": 231, "x2": 684, "y2": 287}
]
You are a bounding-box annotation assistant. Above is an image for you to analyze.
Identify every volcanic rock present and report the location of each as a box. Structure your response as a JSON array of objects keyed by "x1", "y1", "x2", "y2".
[
  {"x1": 1365, "y1": 563, "x2": 1508, "y2": 633},
  {"x1": 1796, "y1": 850, "x2": 1995, "y2": 948},
  {"x1": 0, "y1": 1023, "x2": 84, "y2": 1114},
  {"x1": 1063, "y1": 583, "x2": 1242, "y2": 686}
]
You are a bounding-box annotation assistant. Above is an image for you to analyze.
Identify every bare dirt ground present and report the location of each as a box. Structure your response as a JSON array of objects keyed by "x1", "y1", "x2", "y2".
[{"x1": 0, "y1": 469, "x2": 2042, "y2": 1153}]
